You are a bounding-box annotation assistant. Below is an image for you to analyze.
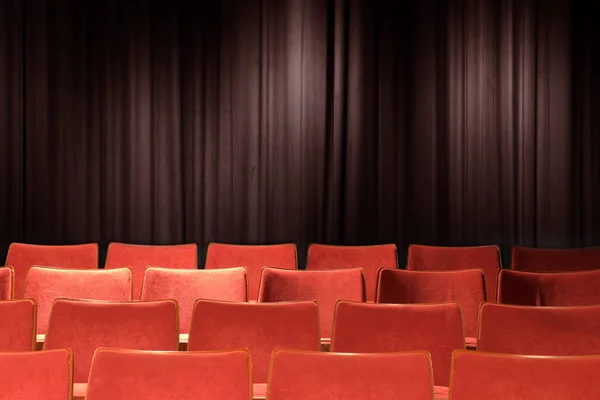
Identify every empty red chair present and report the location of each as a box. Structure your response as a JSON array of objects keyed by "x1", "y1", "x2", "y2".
[
  {"x1": 267, "y1": 350, "x2": 434, "y2": 400},
  {"x1": 407, "y1": 244, "x2": 501, "y2": 302},
  {"x1": 376, "y1": 268, "x2": 484, "y2": 346},
  {"x1": 478, "y1": 303, "x2": 600, "y2": 355},
  {"x1": 306, "y1": 244, "x2": 398, "y2": 302},
  {"x1": 23, "y1": 266, "x2": 132, "y2": 334},
  {"x1": 331, "y1": 301, "x2": 464, "y2": 391},
  {"x1": 140, "y1": 267, "x2": 247, "y2": 333},
  {"x1": 0, "y1": 349, "x2": 73, "y2": 400},
  {"x1": 5, "y1": 242, "x2": 98, "y2": 298},
  {"x1": 450, "y1": 350, "x2": 600, "y2": 399},
  {"x1": 0, "y1": 299, "x2": 36, "y2": 351},
  {"x1": 105, "y1": 242, "x2": 198, "y2": 300},
  {"x1": 258, "y1": 267, "x2": 365, "y2": 340},
  {"x1": 0, "y1": 266, "x2": 14, "y2": 300},
  {"x1": 44, "y1": 299, "x2": 179, "y2": 399},
  {"x1": 511, "y1": 246, "x2": 600, "y2": 272},
  {"x1": 498, "y1": 269, "x2": 600, "y2": 306},
  {"x1": 205, "y1": 243, "x2": 297, "y2": 301},
  {"x1": 86, "y1": 348, "x2": 251, "y2": 400}
]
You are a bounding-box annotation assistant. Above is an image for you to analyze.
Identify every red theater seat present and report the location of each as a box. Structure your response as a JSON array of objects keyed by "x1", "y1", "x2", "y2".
[
  {"x1": 331, "y1": 301, "x2": 464, "y2": 389},
  {"x1": 257, "y1": 267, "x2": 365, "y2": 340},
  {"x1": 376, "y1": 268, "x2": 484, "y2": 346},
  {"x1": 5, "y1": 242, "x2": 98, "y2": 298},
  {"x1": 407, "y1": 244, "x2": 501, "y2": 302},
  {"x1": 23, "y1": 266, "x2": 132, "y2": 334},
  {"x1": 105, "y1": 242, "x2": 198, "y2": 300},
  {"x1": 306, "y1": 244, "x2": 398, "y2": 302},
  {"x1": 0, "y1": 299, "x2": 36, "y2": 351},
  {"x1": 511, "y1": 246, "x2": 600, "y2": 272},
  {"x1": 0, "y1": 266, "x2": 14, "y2": 300},
  {"x1": 266, "y1": 350, "x2": 434, "y2": 400},
  {"x1": 449, "y1": 350, "x2": 600, "y2": 399},
  {"x1": 497, "y1": 269, "x2": 600, "y2": 306},
  {"x1": 205, "y1": 243, "x2": 297, "y2": 301},
  {"x1": 478, "y1": 303, "x2": 600, "y2": 355},
  {"x1": 85, "y1": 348, "x2": 252, "y2": 400},
  {"x1": 0, "y1": 349, "x2": 73, "y2": 400},
  {"x1": 141, "y1": 267, "x2": 247, "y2": 334}
]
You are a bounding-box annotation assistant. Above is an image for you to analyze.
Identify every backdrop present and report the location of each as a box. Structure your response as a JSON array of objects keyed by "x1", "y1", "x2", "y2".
[{"x1": 1, "y1": 0, "x2": 599, "y2": 266}]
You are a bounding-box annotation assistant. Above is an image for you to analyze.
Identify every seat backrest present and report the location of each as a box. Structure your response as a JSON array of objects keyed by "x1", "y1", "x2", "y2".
[
  {"x1": 511, "y1": 246, "x2": 600, "y2": 272},
  {"x1": 306, "y1": 244, "x2": 398, "y2": 302},
  {"x1": 376, "y1": 268, "x2": 484, "y2": 338},
  {"x1": 497, "y1": 269, "x2": 600, "y2": 306},
  {"x1": 24, "y1": 266, "x2": 132, "y2": 334},
  {"x1": 0, "y1": 266, "x2": 14, "y2": 300},
  {"x1": 478, "y1": 303, "x2": 600, "y2": 355},
  {"x1": 267, "y1": 350, "x2": 434, "y2": 400},
  {"x1": 141, "y1": 267, "x2": 247, "y2": 333},
  {"x1": 188, "y1": 300, "x2": 319, "y2": 383},
  {"x1": 5, "y1": 242, "x2": 98, "y2": 298},
  {"x1": 406, "y1": 244, "x2": 501, "y2": 302},
  {"x1": 0, "y1": 299, "x2": 36, "y2": 351},
  {"x1": 0, "y1": 349, "x2": 73, "y2": 400},
  {"x1": 331, "y1": 301, "x2": 464, "y2": 387},
  {"x1": 258, "y1": 267, "x2": 365, "y2": 339},
  {"x1": 449, "y1": 350, "x2": 600, "y2": 399},
  {"x1": 105, "y1": 243, "x2": 198, "y2": 300},
  {"x1": 85, "y1": 348, "x2": 251, "y2": 400},
  {"x1": 205, "y1": 243, "x2": 297, "y2": 301},
  {"x1": 44, "y1": 299, "x2": 179, "y2": 383}
]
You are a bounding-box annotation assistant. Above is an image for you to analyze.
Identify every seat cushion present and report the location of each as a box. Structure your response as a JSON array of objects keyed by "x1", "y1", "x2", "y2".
[
  {"x1": 253, "y1": 383, "x2": 267, "y2": 400},
  {"x1": 73, "y1": 383, "x2": 87, "y2": 399},
  {"x1": 434, "y1": 385, "x2": 449, "y2": 400}
]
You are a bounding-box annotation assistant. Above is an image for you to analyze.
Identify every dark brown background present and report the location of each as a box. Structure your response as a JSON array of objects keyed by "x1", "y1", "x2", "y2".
[{"x1": 1, "y1": 0, "x2": 599, "y2": 266}]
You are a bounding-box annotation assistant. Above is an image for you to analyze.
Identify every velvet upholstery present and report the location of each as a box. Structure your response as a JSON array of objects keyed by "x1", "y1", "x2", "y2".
[
  {"x1": 5, "y1": 242, "x2": 98, "y2": 298},
  {"x1": 406, "y1": 244, "x2": 501, "y2": 302},
  {"x1": 0, "y1": 299, "x2": 36, "y2": 351},
  {"x1": 85, "y1": 348, "x2": 251, "y2": 400},
  {"x1": 44, "y1": 299, "x2": 179, "y2": 383},
  {"x1": 205, "y1": 243, "x2": 297, "y2": 301},
  {"x1": 105, "y1": 242, "x2": 198, "y2": 300},
  {"x1": 331, "y1": 301, "x2": 464, "y2": 387},
  {"x1": 266, "y1": 350, "x2": 434, "y2": 400},
  {"x1": 478, "y1": 303, "x2": 600, "y2": 355},
  {"x1": 141, "y1": 267, "x2": 247, "y2": 333},
  {"x1": 497, "y1": 269, "x2": 600, "y2": 306},
  {"x1": 0, "y1": 266, "x2": 14, "y2": 300},
  {"x1": 0, "y1": 349, "x2": 73, "y2": 400},
  {"x1": 24, "y1": 266, "x2": 132, "y2": 334},
  {"x1": 306, "y1": 244, "x2": 398, "y2": 302},
  {"x1": 257, "y1": 267, "x2": 365, "y2": 339},
  {"x1": 376, "y1": 268, "x2": 484, "y2": 339},
  {"x1": 449, "y1": 350, "x2": 600, "y2": 399},
  {"x1": 511, "y1": 246, "x2": 600, "y2": 272},
  {"x1": 188, "y1": 300, "x2": 319, "y2": 383}
]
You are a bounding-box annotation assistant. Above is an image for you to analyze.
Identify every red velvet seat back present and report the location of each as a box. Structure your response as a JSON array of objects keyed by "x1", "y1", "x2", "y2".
[
  {"x1": 376, "y1": 268, "x2": 484, "y2": 338},
  {"x1": 511, "y1": 246, "x2": 600, "y2": 272},
  {"x1": 24, "y1": 267, "x2": 132, "y2": 334},
  {"x1": 407, "y1": 244, "x2": 501, "y2": 302},
  {"x1": 5, "y1": 243, "x2": 98, "y2": 298},
  {"x1": 0, "y1": 349, "x2": 73, "y2": 400},
  {"x1": 86, "y1": 348, "x2": 251, "y2": 400},
  {"x1": 306, "y1": 244, "x2": 398, "y2": 302},
  {"x1": 105, "y1": 243, "x2": 198, "y2": 300},
  {"x1": 450, "y1": 350, "x2": 600, "y2": 399},
  {"x1": 44, "y1": 299, "x2": 179, "y2": 383},
  {"x1": 258, "y1": 267, "x2": 365, "y2": 339},
  {"x1": 267, "y1": 350, "x2": 434, "y2": 400},
  {"x1": 498, "y1": 269, "x2": 600, "y2": 306},
  {"x1": 0, "y1": 266, "x2": 14, "y2": 300},
  {"x1": 478, "y1": 303, "x2": 600, "y2": 355},
  {"x1": 0, "y1": 299, "x2": 36, "y2": 351},
  {"x1": 331, "y1": 301, "x2": 464, "y2": 386},
  {"x1": 188, "y1": 300, "x2": 319, "y2": 383},
  {"x1": 141, "y1": 267, "x2": 247, "y2": 333},
  {"x1": 205, "y1": 243, "x2": 297, "y2": 301}
]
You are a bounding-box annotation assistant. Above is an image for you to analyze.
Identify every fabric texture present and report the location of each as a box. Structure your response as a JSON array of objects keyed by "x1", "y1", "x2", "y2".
[
  {"x1": 0, "y1": 299, "x2": 36, "y2": 351},
  {"x1": 0, "y1": 266, "x2": 13, "y2": 300},
  {"x1": 511, "y1": 246, "x2": 600, "y2": 272}
]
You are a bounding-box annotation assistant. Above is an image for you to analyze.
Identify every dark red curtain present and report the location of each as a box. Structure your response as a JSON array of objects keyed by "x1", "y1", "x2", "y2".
[{"x1": 1, "y1": 0, "x2": 599, "y2": 265}]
